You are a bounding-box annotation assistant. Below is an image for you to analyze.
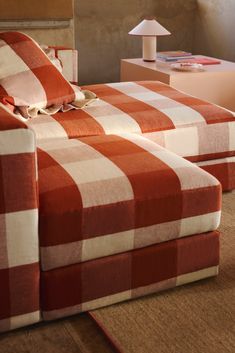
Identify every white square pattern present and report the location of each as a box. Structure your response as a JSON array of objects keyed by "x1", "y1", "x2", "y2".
[
  {"x1": 229, "y1": 121, "x2": 235, "y2": 151},
  {"x1": 164, "y1": 127, "x2": 199, "y2": 157},
  {"x1": 0, "y1": 45, "x2": 29, "y2": 79},
  {"x1": 6, "y1": 209, "x2": 39, "y2": 268}
]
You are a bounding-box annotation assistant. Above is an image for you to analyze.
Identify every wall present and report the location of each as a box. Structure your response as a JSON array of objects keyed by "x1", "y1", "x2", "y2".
[
  {"x1": 75, "y1": 0, "x2": 197, "y2": 85},
  {"x1": 6, "y1": 26, "x2": 75, "y2": 47},
  {"x1": 0, "y1": 0, "x2": 73, "y2": 20},
  {"x1": 194, "y1": 0, "x2": 235, "y2": 61},
  {"x1": 0, "y1": 0, "x2": 74, "y2": 47}
]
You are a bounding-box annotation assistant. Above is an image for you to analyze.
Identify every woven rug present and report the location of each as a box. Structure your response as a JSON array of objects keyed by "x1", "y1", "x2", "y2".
[{"x1": 90, "y1": 192, "x2": 235, "y2": 353}]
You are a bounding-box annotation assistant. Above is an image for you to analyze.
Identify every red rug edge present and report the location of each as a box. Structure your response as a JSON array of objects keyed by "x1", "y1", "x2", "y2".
[{"x1": 88, "y1": 311, "x2": 123, "y2": 353}]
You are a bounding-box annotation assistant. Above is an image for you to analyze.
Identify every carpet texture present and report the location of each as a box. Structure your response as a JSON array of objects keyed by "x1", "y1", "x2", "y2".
[
  {"x1": 0, "y1": 314, "x2": 115, "y2": 353},
  {"x1": 91, "y1": 192, "x2": 235, "y2": 353}
]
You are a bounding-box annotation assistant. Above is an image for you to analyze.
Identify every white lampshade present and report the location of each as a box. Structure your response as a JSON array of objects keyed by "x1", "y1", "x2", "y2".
[
  {"x1": 129, "y1": 18, "x2": 171, "y2": 62},
  {"x1": 129, "y1": 18, "x2": 171, "y2": 37}
]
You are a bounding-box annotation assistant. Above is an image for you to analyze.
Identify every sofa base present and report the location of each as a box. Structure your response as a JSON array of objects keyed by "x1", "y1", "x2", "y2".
[
  {"x1": 197, "y1": 157, "x2": 235, "y2": 191},
  {"x1": 42, "y1": 266, "x2": 218, "y2": 322},
  {"x1": 41, "y1": 230, "x2": 220, "y2": 321},
  {"x1": 0, "y1": 311, "x2": 40, "y2": 334}
]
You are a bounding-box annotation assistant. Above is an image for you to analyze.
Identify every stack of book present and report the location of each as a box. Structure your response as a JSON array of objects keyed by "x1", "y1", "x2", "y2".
[
  {"x1": 178, "y1": 57, "x2": 221, "y2": 65},
  {"x1": 157, "y1": 51, "x2": 221, "y2": 65},
  {"x1": 157, "y1": 51, "x2": 194, "y2": 62}
]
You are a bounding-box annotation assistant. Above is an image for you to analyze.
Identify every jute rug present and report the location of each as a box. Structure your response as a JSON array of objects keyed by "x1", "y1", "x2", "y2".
[
  {"x1": 0, "y1": 313, "x2": 115, "y2": 353},
  {"x1": 91, "y1": 192, "x2": 235, "y2": 353}
]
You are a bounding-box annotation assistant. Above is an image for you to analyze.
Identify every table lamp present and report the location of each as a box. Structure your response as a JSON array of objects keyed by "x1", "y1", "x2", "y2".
[{"x1": 129, "y1": 17, "x2": 171, "y2": 62}]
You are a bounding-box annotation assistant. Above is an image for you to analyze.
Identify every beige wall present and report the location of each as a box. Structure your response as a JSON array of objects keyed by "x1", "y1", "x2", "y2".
[
  {"x1": 194, "y1": 0, "x2": 235, "y2": 61},
  {"x1": 0, "y1": 25, "x2": 74, "y2": 48},
  {"x1": 0, "y1": 0, "x2": 73, "y2": 20},
  {"x1": 75, "y1": 0, "x2": 197, "y2": 85},
  {"x1": 10, "y1": 26, "x2": 75, "y2": 47}
]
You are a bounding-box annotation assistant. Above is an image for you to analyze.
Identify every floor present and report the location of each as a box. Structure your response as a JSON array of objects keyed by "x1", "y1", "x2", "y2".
[{"x1": 0, "y1": 314, "x2": 115, "y2": 353}]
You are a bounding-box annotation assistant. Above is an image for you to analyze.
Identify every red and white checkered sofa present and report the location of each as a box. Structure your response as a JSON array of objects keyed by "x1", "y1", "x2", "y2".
[{"x1": 0, "y1": 32, "x2": 234, "y2": 332}]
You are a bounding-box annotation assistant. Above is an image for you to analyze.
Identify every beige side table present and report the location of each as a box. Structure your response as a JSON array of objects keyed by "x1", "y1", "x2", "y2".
[{"x1": 120, "y1": 56, "x2": 235, "y2": 111}]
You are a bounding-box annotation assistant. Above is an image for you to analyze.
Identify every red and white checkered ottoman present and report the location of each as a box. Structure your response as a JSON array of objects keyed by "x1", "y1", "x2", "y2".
[
  {"x1": 28, "y1": 81, "x2": 235, "y2": 191},
  {"x1": 37, "y1": 133, "x2": 221, "y2": 320}
]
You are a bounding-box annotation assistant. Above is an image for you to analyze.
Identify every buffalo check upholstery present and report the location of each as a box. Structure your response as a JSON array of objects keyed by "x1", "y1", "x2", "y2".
[
  {"x1": 49, "y1": 47, "x2": 78, "y2": 84},
  {"x1": 41, "y1": 231, "x2": 220, "y2": 320},
  {"x1": 0, "y1": 32, "x2": 85, "y2": 119},
  {"x1": 0, "y1": 39, "x2": 234, "y2": 331},
  {"x1": 41, "y1": 46, "x2": 78, "y2": 84},
  {"x1": 37, "y1": 134, "x2": 221, "y2": 320},
  {"x1": 38, "y1": 133, "x2": 221, "y2": 271},
  {"x1": 27, "y1": 81, "x2": 235, "y2": 190},
  {"x1": 0, "y1": 104, "x2": 40, "y2": 332},
  {"x1": 196, "y1": 157, "x2": 235, "y2": 191},
  {"x1": 28, "y1": 81, "x2": 235, "y2": 155}
]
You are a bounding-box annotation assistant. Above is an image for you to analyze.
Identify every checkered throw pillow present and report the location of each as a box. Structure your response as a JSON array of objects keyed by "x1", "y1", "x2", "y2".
[{"x1": 0, "y1": 32, "x2": 93, "y2": 119}]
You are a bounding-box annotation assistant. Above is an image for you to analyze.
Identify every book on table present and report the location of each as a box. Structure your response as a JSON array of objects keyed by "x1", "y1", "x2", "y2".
[
  {"x1": 178, "y1": 57, "x2": 221, "y2": 65},
  {"x1": 157, "y1": 51, "x2": 194, "y2": 62}
]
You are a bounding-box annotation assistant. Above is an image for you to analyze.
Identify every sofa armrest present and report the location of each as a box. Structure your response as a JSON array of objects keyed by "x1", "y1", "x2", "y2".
[
  {"x1": 49, "y1": 46, "x2": 78, "y2": 84},
  {"x1": 0, "y1": 104, "x2": 40, "y2": 332}
]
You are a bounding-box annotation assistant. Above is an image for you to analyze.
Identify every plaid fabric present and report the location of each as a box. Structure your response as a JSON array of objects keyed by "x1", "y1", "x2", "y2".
[
  {"x1": 0, "y1": 57, "x2": 229, "y2": 330},
  {"x1": 38, "y1": 133, "x2": 221, "y2": 271},
  {"x1": 197, "y1": 157, "x2": 235, "y2": 191},
  {"x1": 0, "y1": 32, "x2": 84, "y2": 118},
  {"x1": 27, "y1": 81, "x2": 235, "y2": 162},
  {"x1": 42, "y1": 46, "x2": 78, "y2": 84},
  {"x1": 0, "y1": 104, "x2": 40, "y2": 332},
  {"x1": 40, "y1": 45, "x2": 63, "y2": 74},
  {"x1": 41, "y1": 230, "x2": 220, "y2": 320},
  {"x1": 50, "y1": 47, "x2": 78, "y2": 84}
]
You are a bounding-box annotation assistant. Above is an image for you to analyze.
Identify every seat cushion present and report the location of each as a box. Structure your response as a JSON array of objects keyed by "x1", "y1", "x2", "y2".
[
  {"x1": 38, "y1": 133, "x2": 221, "y2": 271},
  {"x1": 27, "y1": 81, "x2": 235, "y2": 162}
]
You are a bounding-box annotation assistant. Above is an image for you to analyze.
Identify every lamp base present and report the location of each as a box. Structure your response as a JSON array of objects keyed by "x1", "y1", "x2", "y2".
[
  {"x1": 143, "y1": 59, "x2": 156, "y2": 62},
  {"x1": 143, "y1": 36, "x2": 156, "y2": 62}
]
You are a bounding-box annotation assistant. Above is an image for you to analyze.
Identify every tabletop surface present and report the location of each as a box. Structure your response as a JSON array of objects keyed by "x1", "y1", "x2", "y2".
[{"x1": 122, "y1": 55, "x2": 235, "y2": 76}]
